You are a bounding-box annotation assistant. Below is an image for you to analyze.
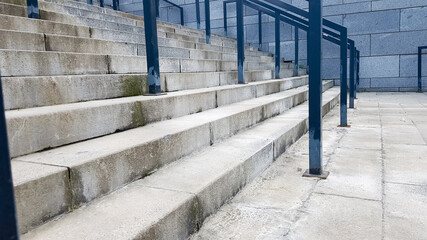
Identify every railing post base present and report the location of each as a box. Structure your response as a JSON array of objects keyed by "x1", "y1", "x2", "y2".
[
  {"x1": 303, "y1": 169, "x2": 329, "y2": 179},
  {"x1": 143, "y1": 93, "x2": 167, "y2": 96}
]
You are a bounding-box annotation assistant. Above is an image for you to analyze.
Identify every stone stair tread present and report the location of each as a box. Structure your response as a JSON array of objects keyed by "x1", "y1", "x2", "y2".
[
  {"x1": 0, "y1": 1, "x2": 267, "y2": 53},
  {"x1": 1, "y1": 71, "x2": 277, "y2": 110},
  {"x1": 0, "y1": 49, "x2": 292, "y2": 77},
  {"x1": 0, "y1": 28, "x2": 268, "y2": 60},
  {"x1": 6, "y1": 77, "x2": 309, "y2": 158},
  {"x1": 20, "y1": 87, "x2": 340, "y2": 240},
  {"x1": 12, "y1": 80, "x2": 329, "y2": 234}
]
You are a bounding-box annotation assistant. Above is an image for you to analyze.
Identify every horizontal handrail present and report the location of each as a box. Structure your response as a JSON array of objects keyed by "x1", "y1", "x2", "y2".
[
  {"x1": 230, "y1": 0, "x2": 358, "y2": 126},
  {"x1": 224, "y1": 0, "x2": 353, "y2": 48},
  {"x1": 159, "y1": 0, "x2": 184, "y2": 25}
]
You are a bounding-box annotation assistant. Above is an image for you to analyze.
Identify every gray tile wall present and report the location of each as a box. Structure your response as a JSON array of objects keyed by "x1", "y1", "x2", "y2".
[{"x1": 118, "y1": 0, "x2": 427, "y2": 91}]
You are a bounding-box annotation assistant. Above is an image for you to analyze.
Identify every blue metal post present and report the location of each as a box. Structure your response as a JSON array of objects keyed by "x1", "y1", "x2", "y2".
[
  {"x1": 196, "y1": 0, "x2": 201, "y2": 29},
  {"x1": 355, "y1": 50, "x2": 359, "y2": 98},
  {"x1": 418, "y1": 47, "x2": 423, "y2": 93},
  {"x1": 258, "y1": 11, "x2": 262, "y2": 51},
  {"x1": 143, "y1": 0, "x2": 162, "y2": 94},
  {"x1": 349, "y1": 40, "x2": 355, "y2": 108},
  {"x1": 275, "y1": 11, "x2": 280, "y2": 79},
  {"x1": 27, "y1": 0, "x2": 39, "y2": 19},
  {"x1": 0, "y1": 74, "x2": 20, "y2": 240},
  {"x1": 356, "y1": 50, "x2": 360, "y2": 93},
  {"x1": 237, "y1": 0, "x2": 245, "y2": 84},
  {"x1": 303, "y1": 0, "x2": 327, "y2": 178},
  {"x1": 155, "y1": 0, "x2": 159, "y2": 19},
  {"x1": 113, "y1": 0, "x2": 119, "y2": 10},
  {"x1": 205, "y1": 0, "x2": 211, "y2": 44},
  {"x1": 100, "y1": 0, "x2": 104, "y2": 7},
  {"x1": 294, "y1": 27, "x2": 299, "y2": 76},
  {"x1": 223, "y1": 1, "x2": 227, "y2": 35},
  {"x1": 180, "y1": 7, "x2": 184, "y2": 25},
  {"x1": 86, "y1": 0, "x2": 92, "y2": 5},
  {"x1": 339, "y1": 28, "x2": 348, "y2": 127}
]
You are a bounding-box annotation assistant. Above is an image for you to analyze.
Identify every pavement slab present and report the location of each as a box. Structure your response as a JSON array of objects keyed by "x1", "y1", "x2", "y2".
[{"x1": 191, "y1": 93, "x2": 427, "y2": 240}]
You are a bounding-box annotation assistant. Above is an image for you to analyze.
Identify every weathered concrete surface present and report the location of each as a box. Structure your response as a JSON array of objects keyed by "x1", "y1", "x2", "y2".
[
  {"x1": 14, "y1": 84, "x2": 334, "y2": 235},
  {"x1": 191, "y1": 92, "x2": 427, "y2": 240},
  {"x1": 19, "y1": 87, "x2": 339, "y2": 240},
  {"x1": 2, "y1": 71, "x2": 276, "y2": 110},
  {"x1": 6, "y1": 77, "x2": 311, "y2": 157}
]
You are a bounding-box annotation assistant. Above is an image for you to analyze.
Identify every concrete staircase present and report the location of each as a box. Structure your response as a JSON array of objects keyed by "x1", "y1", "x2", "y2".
[{"x1": 0, "y1": 0, "x2": 340, "y2": 238}]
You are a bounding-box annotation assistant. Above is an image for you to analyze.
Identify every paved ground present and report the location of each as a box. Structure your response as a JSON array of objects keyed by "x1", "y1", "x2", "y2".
[{"x1": 190, "y1": 92, "x2": 427, "y2": 240}]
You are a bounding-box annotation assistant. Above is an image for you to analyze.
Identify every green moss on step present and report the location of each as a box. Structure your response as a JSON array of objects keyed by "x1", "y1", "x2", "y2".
[
  {"x1": 132, "y1": 101, "x2": 146, "y2": 128},
  {"x1": 120, "y1": 75, "x2": 149, "y2": 97}
]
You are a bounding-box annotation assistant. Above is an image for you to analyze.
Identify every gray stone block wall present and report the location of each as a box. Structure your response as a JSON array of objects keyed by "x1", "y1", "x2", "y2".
[{"x1": 118, "y1": 0, "x2": 427, "y2": 91}]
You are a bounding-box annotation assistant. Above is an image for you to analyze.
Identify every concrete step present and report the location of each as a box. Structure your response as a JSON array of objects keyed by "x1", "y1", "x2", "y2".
[
  {"x1": 2, "y1": 70, "x2": 276, "y2": 110},
  {"x1": 0, "y1": 27, "x2": 268, "y2": 63},
  {"x1": 36, "y1": 0, "x2": 238, "y2": 46},
  {"x1": 1, "y1": 0, "x2": 238, "y2": 46},
  {"x1": 0, "y1": 49, "x2": 292, "y2": 77},
  {"x1": 19, "y1": 86, "x2": 339, "y2": 239},
  {"x1": 0, "y1": 0, "x2": 266, "y2": 54},
  {"x1": 12, "y1": 81, "x2": 332, "y2": 234},
  {"x1": 6, "y1": 76, "x2": 309, "y2": 158},
  {"x1": 40, "y1": 0, "x2": 230, "y2": 43},
  {"x1": 85, "y1": 27, "x2": 269, "y2": 57},
  {"x1": 0, "y1": 13, "x2": 90, "y2": 37},
  {"x1": 0, "y1": 1, "x2": 229, "y2": 47},
  {"x1": 0, "y1": 0, "x2": 277, "y2": 61},
  {"x1": 0, "y1": 29, "x2": 273, "y2": 62},
  {"x1": 0, "y1": 11, "x2": 271, "y2": 59}
]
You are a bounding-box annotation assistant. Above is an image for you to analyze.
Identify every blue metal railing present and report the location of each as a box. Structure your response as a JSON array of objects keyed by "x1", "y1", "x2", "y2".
[
  {"x1": 27, "y1": 0, "x2": 39, "y2": 18},
  {"x1": 223, "y1": 0, "x2": 358, "y2": 126},
  {"x1": 306, "y1": 0, "x2": 325, "y2": 178},
  {"x1": 156, "y1": 0, "x2": 184, "y2": 26},
  {"x1": 418, "y1": 46, "x2": 426, "y2": 93},
  {"x1": 144, "y1": 0, "x2": 162, "y2": 94},
  {"x1": 1, "y1": 1, "x2": 363, "y2": 236},
  {"x1": 0, "y1": 74, "x2": 20, "y2": 239},
  {"x1": 113, "y1": 0, "x2": 120, "y2": 11},
  {"x1": 356, "y1": 49, "x2": 360, "y2": 97}
]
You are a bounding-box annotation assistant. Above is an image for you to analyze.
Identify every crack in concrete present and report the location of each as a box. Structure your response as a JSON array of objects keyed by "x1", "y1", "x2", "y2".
[
  {"x1": 142, "y1": 185, "x2": 196, "y2": 196},
  {"x1": 312, "y1": 191, "x2": 381, "y2": 202},
  {"x1": 284, "y1": 117, "x2": 348, "y2": 237},
  {"x1": 385, "y1": 181, "x2": 427, "y2": 187},
  {"x1": 229, "y1": 203, "x2": 294, "y2": 213}
]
